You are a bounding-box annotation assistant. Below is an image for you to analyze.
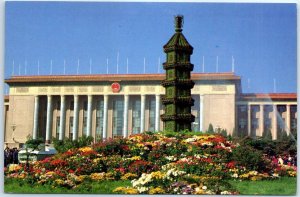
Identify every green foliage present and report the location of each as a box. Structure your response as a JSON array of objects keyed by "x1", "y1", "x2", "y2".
[
  {"x1": 207, "y1": 123, "x2": 214, "y2": 134},
  {"x1": 231, "y1": 145, "x2": 266, "y2": 171},
  {"x1": 52, "y1": 136, "x2": 94, "y2": 153},
  {"x1": 220, "y1": 129, "x2": 227, "y2": 137},
  {"x1": 241, "y1": 136, "x2": 297, "y2": 156},
  {"x1": 277, "y1": 130, "x2": 289, "y2": 141},
  {"x1": 262, "y1": 129, "x2": 272, "y2": 140},
  {"x1": 232, "y1": 128, "x2": 238, "y2": 138},
  {"x1": 25, "y1": 137, "x2": 44, "y2": 150}
]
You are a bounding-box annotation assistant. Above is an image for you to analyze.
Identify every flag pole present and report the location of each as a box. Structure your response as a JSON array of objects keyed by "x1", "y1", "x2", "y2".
[
  {"x1": 106, "y1": 58, "x2": 109, "y2": 74},
  {"x1": 12, "y1": 60, "x2": 15, "y2": 76},
  {"x1": 126, "y1": 58, "x2": 129, "y2": 74},
  {"x1": 89, "y1": 58, "x2": 92, "y2": 74}
]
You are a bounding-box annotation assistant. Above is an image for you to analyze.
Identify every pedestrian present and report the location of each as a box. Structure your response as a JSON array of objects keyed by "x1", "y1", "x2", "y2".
[
  {"x1": 13, "y1": 147, "x2": 19, "y2": 164},
  {"x1": 4, "y1": 150, "x2": 7, "y2": 167},
  {"x1": 278, "y1": 156, "x2": 284, "y2": 165}
]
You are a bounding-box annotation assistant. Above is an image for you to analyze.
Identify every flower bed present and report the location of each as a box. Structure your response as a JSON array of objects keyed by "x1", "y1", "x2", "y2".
[{"x1": 4, "y1": 132, "x2": 297, "y2": 194}]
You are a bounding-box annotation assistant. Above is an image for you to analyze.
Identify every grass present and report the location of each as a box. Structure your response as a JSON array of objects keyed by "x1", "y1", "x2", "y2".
[
  {"x1": 5, "y1": 177, "x2": 297, "y2": 195},
  {"x1": 4, "y1": 178, "x2": 131, "y2": 194},
  {"x1": 229, "y1": 177, "x2": 297, "y2": 195}
]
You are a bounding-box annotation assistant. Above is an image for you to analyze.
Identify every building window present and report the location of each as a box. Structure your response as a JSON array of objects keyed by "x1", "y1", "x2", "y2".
[
  {"x1": 56, "y1": 117, "x2": 60, "y2": 139},
  {"x1": 132, "y1": 100, "x2": 141, "y2": 134},
  {"x1": 57, "y1": 101, "x2": 60, "y2": 110},
  {"x1": 95, "y1": 100, "x2": 104, "y2": 142},
  {"x1": 239, "y1": 118, "x2": 246, "y2": 129},
  {"x1": 112, "y1": 100, "x2": 123, "y2": 137},
  {"x1": 265, "y1": 118, "x2": 272, "y2": 129},
  {"x1": 69, "y1": 116, "x2": 74, "y2": 139},
  {"x1": 291, "y1": 119, "x2": 297, "y2": 129},
  {"x1": 70, "y1": 101, "x2": 74, "y2": 110},
  {"x1": 252, "y1": 118, "x2": 258, "y2": 129},
  {"x1": 148, "y1": 99, "x2": 155, "y2": 131},
  {"x1": 240, "y1": 105, "x2": 247, "y2": 112}
]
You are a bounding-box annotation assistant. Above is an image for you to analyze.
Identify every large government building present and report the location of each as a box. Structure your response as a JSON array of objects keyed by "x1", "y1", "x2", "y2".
[
  {"x1": 3, "y1": 72, "x2": 297, "y2": 148},
  {"x1": 3, "y1": 15, "x2": 297, "y2": 148}
]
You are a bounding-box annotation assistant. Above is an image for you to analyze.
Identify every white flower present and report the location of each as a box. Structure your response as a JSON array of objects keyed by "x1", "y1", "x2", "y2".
[
  {"x1": 221, "y1": 191, "x2": 231, "y2": 195},
  {"x1": 137, "y1": 186, "x2": 148, "y2": 193},
  {"x1": 231, "y1": 173, "x2": 238, "y2": 178},
  {"x1": 202, "y1": 186, "x2": 207, "y2": 190}
]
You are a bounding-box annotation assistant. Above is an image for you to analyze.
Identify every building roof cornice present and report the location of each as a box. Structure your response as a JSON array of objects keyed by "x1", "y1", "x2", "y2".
[
  {"x1": 240, "y1": 93, "x2": 297, "y2": 101},
  {"x1": 5, "y1": 72, "x2": 240, "y2": 84}
]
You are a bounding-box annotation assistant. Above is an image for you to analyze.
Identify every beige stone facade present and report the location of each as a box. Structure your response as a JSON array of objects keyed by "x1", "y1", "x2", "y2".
[{"x1": 4, "y1": 73, "x2": 297, "y2": 147}]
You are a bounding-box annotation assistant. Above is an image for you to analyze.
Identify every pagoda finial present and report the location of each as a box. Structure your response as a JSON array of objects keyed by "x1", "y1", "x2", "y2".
[{"x1": 175, "y1": 15, "x2": 184, "y2": 32}]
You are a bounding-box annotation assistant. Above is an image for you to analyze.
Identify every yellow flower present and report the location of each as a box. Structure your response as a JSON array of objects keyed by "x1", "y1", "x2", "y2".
[
  {"x1": 288, "y1": 171, "x2": 296, "y2": 177},
  {"x1": 121, "y1": 173, "x2": 138, "y2": 180},
  {"x1": 151, "y1": 171, "x2": 165, "y2": 180},
  {"x1": 54, "y1": 179, "x2": 64, "y2": 185},
  {"x1": 93, "y1": 158, "x2": 101, "y2": 163},
  {"x1": 45, "y1": 171, "x2": 55, "y2": 177},
  {"x1": 79, "y1": 146, "x2": 93, "y2": 153},
  {"x1": 130, "y1": 156, "x2": 142, "y2": 161},
  {"x1": 113, "y1": 187, "x2": 139, "y2": 194},
  {"x1": 8, "y1": 164, "x2": 21, "y2": 172},
  {"x1": 149, "y1": 187, "x2": 165, "y2": 194},
  {"x1": 194, "y1": 187, "x2": 206, "y2": 194},
  {"x1": 90, "y1": 173, "x2": 105, "y2": 181}
]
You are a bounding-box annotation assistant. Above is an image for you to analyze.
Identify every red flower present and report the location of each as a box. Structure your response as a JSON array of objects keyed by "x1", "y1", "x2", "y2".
[
  {"x1": 227, "y1": 161, "x2": 236, "y2": 169},
  {"x1": 50, "y1": 159, "x2": 67, "y2": 166}
]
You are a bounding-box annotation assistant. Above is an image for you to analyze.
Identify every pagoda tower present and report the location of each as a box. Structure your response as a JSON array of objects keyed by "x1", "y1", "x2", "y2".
[{"x1": 161, "y1": 15, "x2": 195, "y2": 132}]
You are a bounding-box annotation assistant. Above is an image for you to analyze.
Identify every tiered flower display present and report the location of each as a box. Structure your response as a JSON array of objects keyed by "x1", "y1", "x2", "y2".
[{"x1": 4, "y1": 132, "x2": 297, "y2": 194}]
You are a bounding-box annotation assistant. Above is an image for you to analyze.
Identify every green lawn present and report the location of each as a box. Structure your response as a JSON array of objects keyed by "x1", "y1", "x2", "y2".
[
  {"x1": 229, "y1": 177, "x2": 297, "y2": 195},
  {"x1": 4, "y1": 178, "x2": 131, "y2": 194},
  {"x1": 5, "y1": 177, "x2": 297, "y2": 195}
]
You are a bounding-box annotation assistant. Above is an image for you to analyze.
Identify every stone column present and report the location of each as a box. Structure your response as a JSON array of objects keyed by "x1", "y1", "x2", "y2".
[
  {"x1": 59, "y1": 95, "x2": 66, "y2": 140},
  {"x1": 155, "y1": 94, "x2": 160, "y2": 131},
  {"x1": 33, "y1": 96, "x2": 39, "y2": 140},
  {"x1": 247, "y1": 104, "x2": 251, "y2": 136},
  {"x1": 123, "y1": 94, "x2": 129, "y2": 137},
  {"x1": 86, "y1": 95, "x2": 93, "y2": 137},
  {"x1": 140, "y1": 94, "x2": 146, "y2": 133},
  {"x1": 199, "y1": 95, "x2": 204, "y2": 132},
  {"x1": 45, "y1": 95, "x2": 53, "y2": 143},
  {"x1": 259, "y1": 104, "x2": 264, "y2": 137},
  {"x1": 286, "y1": 104, "x2": 291, "y2": 135},
  {"x1": 72, "y1": 95, "x2": 79, "y2": 140},
  {"x1": 103, "y1": 95, "x2": 108, "y2": 140},
  {"x1": 272, "y1": 105, "x2": 278, "y2": 140}
]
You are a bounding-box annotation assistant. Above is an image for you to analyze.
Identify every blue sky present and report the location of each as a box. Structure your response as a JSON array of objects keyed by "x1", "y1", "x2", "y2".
[{"x1": 4, "y1": 2, "x2": 297, "y2": 93}]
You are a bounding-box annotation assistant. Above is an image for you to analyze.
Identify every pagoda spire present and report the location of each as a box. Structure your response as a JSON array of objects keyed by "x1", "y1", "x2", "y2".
[
  {"x1": 175, "y1": 15, "x2": 183, "y2": 32},
  {"x1": 161, "y1": 15, "x2": 195, "y2": 132}
]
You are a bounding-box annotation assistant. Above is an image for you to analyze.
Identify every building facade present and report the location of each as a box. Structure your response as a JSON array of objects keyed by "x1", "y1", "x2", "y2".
[{"x1": 4, "y1": 72, "x2": 297, "y2": 148}]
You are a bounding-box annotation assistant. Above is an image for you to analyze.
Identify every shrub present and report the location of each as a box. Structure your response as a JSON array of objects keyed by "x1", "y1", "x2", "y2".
[
  {"x1": 262, "y1": 129, "x2": 272, "y2": 140},
  {"x1": 231, "y1": 145, "x2": 266, "y2": 171},
  {"x1": 53, "y1": 136, "x2": 94, "y2": 153},
  {"x1": 207, "y1": 124, "x2": 214, "y2": 134}
]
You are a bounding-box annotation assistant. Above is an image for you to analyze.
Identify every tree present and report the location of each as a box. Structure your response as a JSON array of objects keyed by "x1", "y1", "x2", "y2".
[
  {"x1": 232, "y1": 127, "x2": 238, "y2": 138},
  {"x1": 221, "y1": 129, "x2": 227, "y2": 137},
  {"x1": 278, "y1": 130, "x2": 289, "y2": 141},
  {"x1": 24, "y1": 136, "x2": 44, "y2": 171},
  {"x1": 262, "y1": 129, "x2": 272, "y2": 140},
  {"x1": 207, "y1": 124, "x2": 214, "y2": 134}
]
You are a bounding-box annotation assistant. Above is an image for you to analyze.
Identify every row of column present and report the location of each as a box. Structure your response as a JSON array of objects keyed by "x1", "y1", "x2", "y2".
[
  {"x1": 32, "y1": 94, "x2": 162, "y2": 141},
  {"x1": 246, "y1": 104, "x2": 292, "y2": 140}
]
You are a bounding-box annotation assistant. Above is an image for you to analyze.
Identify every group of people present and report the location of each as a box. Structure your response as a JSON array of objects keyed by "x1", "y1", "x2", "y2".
[
  {"x1": 269, "y1": 154, "x2": 297, "y2": 167},
  {"x1": 4, "y1": 147, "x2": 19, "y2": 167}
]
